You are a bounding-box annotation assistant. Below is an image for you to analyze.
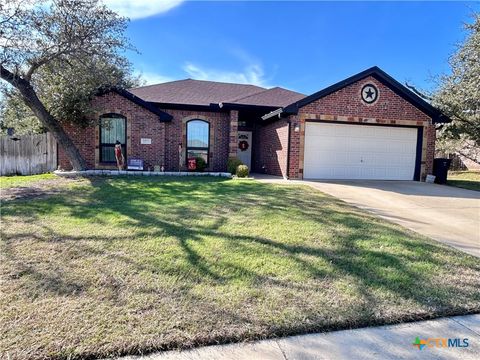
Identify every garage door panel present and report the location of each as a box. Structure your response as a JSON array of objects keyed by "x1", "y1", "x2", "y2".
[
  {"x1": 390, "y1": 141, "x2": 416, "y2": 153},
  {"x1": 304, "y1": 122, "x2": 418, "y2": 180},
  {"x1": 373, "y1": 127, "x2": 387, "y2": 137},
  {"x1": 308, "y1": 124, "x2": 335, "y2": 136},
  {"x1": 363, "y1": 167, "x2": 386, "y2": 179},
  {"x1": 368, "y1": 142, "x2": 387, "y2": 153}
]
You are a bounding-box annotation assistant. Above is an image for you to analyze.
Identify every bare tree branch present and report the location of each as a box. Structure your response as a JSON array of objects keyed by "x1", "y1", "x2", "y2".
[{"x1": 405, "y1": 82, "x2": 433, "y2": 101}]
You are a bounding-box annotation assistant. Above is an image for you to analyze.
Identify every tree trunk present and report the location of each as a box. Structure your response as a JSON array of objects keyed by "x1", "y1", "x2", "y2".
[{"x1": 1, "y1": 67, "x2": 86, "y2": 170}]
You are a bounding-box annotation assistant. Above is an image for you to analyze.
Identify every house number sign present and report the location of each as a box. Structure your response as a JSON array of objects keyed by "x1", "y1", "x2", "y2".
[{"x1": 141, "y1": 138, "x2": 152, "y2": 144}]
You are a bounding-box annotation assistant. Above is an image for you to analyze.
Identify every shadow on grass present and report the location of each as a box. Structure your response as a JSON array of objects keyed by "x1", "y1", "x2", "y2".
[
  {"x1": 448, "y1": 179, "x2": 480, "y2": 192},
  {"x1": 1, "y1": 176, "x2": 480, "y2": 359}
]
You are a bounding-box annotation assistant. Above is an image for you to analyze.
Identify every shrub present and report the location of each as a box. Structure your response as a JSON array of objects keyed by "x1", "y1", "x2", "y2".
[
  {"x1": 227, "y1": 157, "x2": 243, "y2": 175},
  {"x1": 236, "y1": 164, "x2": 249, "y2": 178},
  {"x1": 195, "y1": 157, "x2": 207, "y2": 172}
]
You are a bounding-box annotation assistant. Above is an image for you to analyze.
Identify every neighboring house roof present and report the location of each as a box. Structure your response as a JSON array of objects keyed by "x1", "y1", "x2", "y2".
[
  {"x1": 263, "y1": 66, "x2": 451, "y2": 124},
  {"x1": 129, "y1": 79, "x2": 305, "y2": 108},
  {"x1": 96, "y1": 87, "x2": 173, "y2": 121}
]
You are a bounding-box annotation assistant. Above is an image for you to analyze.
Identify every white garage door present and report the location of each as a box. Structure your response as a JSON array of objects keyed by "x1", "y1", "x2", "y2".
[{"x1": 303, "y1": 122, "x2": 418, "y2": 180}]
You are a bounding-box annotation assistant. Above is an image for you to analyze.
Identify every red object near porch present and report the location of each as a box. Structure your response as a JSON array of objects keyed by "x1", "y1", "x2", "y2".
[{"x1": 187, "y1": 158, "x2": 196, "y2": 171}]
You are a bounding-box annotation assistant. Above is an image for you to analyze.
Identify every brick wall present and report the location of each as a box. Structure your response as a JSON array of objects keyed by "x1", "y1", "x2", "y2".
[
  {"x1": 58, "y1": 122, "x2": 96, "y2": 170},
  {"x1": 161, "y1": 109, "x2": 230, "y2": 172},
  {"x1": 59, "y1": 92, "x2": 232, "y2": 172},
  {"x1": 425, "y1": 124, "x2": 436, "y2": 175},
  {"x1": 253, "y1": 119, "x2": 289, "y2": 177},
  {"x1": 58, "y1": 92, "x2": 166, "y2": 170},
  {"x1": 228, "y1": 110, "x2": 239, "y2": 158},
  {"x1": 288, "y1": 76, "x2": 434, "y2": 180},
  {"x1": 287, "y1": 115, "x2": 301, "y2": 179},
  {"x1": 299, "y1": 76, "x2": 431, "y2": 121}
]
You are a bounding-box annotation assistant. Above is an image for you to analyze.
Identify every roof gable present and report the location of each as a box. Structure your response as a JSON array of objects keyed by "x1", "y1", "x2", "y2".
[{"x1": 280, "y1": 66, "x2": 450, "y2": 123}]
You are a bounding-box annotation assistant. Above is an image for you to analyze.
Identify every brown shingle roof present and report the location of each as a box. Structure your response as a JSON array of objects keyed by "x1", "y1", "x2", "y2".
[
  {"x1": 226, "y1": 87, "x2": 305, "y2": 107},
  {"x1": 129, "y1": 79, "x2": 305, "y2": 108},
  {"x1": 130, "y1": 79, "x2": 266, "y2": 106}
]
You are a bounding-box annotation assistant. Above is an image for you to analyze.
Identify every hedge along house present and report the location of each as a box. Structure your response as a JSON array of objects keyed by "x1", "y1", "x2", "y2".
[{"x1": 58, "y1": 66, "x2": 450, "y2": 180}]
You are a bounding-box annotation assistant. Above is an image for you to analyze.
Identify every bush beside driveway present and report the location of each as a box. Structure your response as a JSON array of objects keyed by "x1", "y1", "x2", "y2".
[{"x1": 1, "y1": 176, "x2": 479, "y2": 359}]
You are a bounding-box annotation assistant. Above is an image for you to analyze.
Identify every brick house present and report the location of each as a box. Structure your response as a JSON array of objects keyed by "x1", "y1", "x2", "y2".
[{"x1": 58, "y1": 66, "x2": 450, "y2": 180}]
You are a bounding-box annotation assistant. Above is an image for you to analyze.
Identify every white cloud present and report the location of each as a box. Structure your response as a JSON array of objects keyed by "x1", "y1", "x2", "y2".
[
  {"x1": 134, "y1": 71, "x2": 175, "y2": 85},
  {"x1": 103, "y1": 0, "x2": 184, "y2": 19},
  {"x1": 132, "y1": 48, "x2": 275, "y2": 88},
  {"x1": 182, "y1": 62, "x2": 270, "y2": 87}
]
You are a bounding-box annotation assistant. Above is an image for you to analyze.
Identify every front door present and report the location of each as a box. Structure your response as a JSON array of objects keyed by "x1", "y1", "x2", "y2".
[{"x1": 237, "y1": 131, "x2": 252, "y2": 168}]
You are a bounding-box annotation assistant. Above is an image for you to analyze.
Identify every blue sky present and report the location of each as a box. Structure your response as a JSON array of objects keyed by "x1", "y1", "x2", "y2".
[{"x1": 106, "y1": 1, "x2": 478, "y2": 95}]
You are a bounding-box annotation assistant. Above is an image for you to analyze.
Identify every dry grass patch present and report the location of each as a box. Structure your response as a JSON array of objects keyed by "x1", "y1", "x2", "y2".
[
  {"x1": 0, "y1": 173, "x2": 57, "y2": 188},
  {"x1": 0, "y1": 173, "x2": 87, "y2": 200},
  {"x1": 1, "y1": 176, "x2": 479, "y2": 360}
]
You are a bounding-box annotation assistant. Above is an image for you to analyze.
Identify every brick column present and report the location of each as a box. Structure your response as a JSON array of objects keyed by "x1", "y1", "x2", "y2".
[
  {"x1": 229, "y1": 110, "x2": 239, "y2": 158},
  {"x1": 424, "y1": 123, "x2": 436, "y2": 178},
  {"x1": 288, "y1": 115, "x2": 302, "y2": 179}
]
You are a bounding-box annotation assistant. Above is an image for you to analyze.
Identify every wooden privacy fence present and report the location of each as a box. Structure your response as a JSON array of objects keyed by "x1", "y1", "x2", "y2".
[{"x1": 0, "y1": 133, "x2": 57, "y2": 176}]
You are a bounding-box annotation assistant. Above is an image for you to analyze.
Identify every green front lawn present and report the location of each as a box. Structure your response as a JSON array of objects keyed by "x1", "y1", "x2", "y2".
[
  {"x1": 448, "y1": 170, "x2": 480, "y2": 191},
  {"x1": 0, "y1": 173, "x2": 57, "y2": 189},
  {"x1": 1, "y1": 177, "x2": 479, "y2": 360}
]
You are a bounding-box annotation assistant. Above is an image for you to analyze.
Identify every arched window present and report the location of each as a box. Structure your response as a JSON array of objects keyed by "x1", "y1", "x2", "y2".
[
  {"x1": 99, "y1": 114, "x2": 126, "y2": 163},
  {"x1": 186, "y1": 120, "x2": 209, "y2": 165}
]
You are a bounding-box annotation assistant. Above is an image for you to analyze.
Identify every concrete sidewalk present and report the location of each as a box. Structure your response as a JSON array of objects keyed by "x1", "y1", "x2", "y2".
[{"x1": 117, "y1": 314, "x2": 480, "y2": 360}]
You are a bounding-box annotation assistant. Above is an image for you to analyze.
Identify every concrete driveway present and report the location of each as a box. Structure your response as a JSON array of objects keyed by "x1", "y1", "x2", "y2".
[{"x1": 302, "y1": 180, "x2": 480, "y2": 257}]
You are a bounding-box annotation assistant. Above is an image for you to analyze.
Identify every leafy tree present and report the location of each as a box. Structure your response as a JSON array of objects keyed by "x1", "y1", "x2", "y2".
[
  {"x1": 434, "y1": 13, "x2": 480, "y2": 164},
  {"x1": 408, "y1": 13, "x2": 480, "y2": 164},
  {"x1": 0, "y1": 90, "x2": 44, "y2": 135},
  {"x1": 0, "y1": 0, "x2": 137, "y2": 169}
]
